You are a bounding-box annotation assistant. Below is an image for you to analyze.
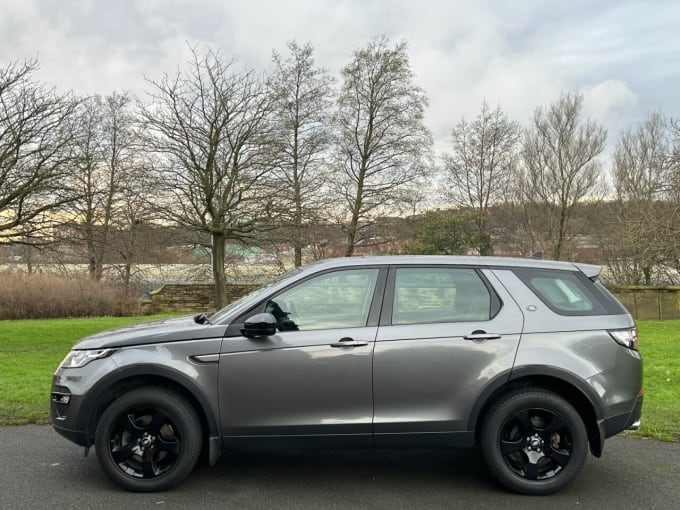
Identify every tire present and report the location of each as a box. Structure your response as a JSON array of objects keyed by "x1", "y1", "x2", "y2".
[
  {"x1": 480, "y1": 389, "x2": 588, "y2": 495},
  {"x1": 94, "y1": 387, "x2": 203, "y2": 492}
]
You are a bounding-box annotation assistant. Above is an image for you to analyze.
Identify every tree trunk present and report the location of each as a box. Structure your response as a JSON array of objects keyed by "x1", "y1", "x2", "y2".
[
  {"x1": 293, "y1": 174, "x2": 303, "y2": 267},
  {"x1": 94, "y1": 252, "x2": 105, "y2": 281},
  {"x1": 345, "y1": 168, "x2": 365, "y2": 257},
  {"x1": 23, "y1": 244, "x2": 33, "y2": 274},
  {"x1": 552, "y1": 207, "x2": 569, "y2": 260},
  {"x1": 478, "y1": 230, "x2": 494, "y2": 256},
  {"x1": 88, "y1": 255, "x2": 97, "y2": 280},
  {"x1": 345, "y1": 215, "x2": 358, "y2": 257},
  {"x1": 477, "y1": 215, "x2": 493, "y2": 256},
  {"x1": 123, "y1": 262, "x2": 132, "y2": 298},
  {"x1": 211, "y1": 233, "x2": 227, "y2": 309}
]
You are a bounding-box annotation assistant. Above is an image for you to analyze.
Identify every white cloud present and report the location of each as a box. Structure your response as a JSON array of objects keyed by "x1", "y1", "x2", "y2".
[
  {"x1": 0, "y1": 0, "x2": 678, "y2": 156},
  {"x1": 581, "y1": 79, "x2": 639, "y2": 121}
]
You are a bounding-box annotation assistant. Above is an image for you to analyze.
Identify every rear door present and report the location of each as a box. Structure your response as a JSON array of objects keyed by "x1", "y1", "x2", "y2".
[{"x1": 372, "y1": 265, "x2": 523, "y2": 447}]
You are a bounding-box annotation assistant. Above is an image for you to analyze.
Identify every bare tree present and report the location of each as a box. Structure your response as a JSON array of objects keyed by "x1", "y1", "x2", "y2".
[
  {"x1": 269, "y1": 41, "x2": 335, "y2": 267},
  {"x1": 110, "y1": 163, "x2": 159, "y2": 295},
  {"x1": 401, "y1": 172, "x2": 434, "y2": 243},
  {"x1": 614, "y1": 111, "x2": 672, "y2": 200},
  {"x1": 517, "y1": 92, "x2": 606, "y2": 260},
  {"x1": 444, "y1": 102, "x2": 520, "y2": 255},
  {"x1": 69, "y1": 93, "x2": 137, "y2": 280},
  {"x1": 141, "y1": 46, "x2": 274, "y2": 308},
  {"x1": 335, "y1": 37, "x2": 432, "y2": 256},
  {"x1": 668, "y1": 117, "x2": 680, "y2": 197},
  {"x1": 0, "y1": 59, "x2": 79, "y2": 244},
  {"x1": 606, "y1": 112, "x2": 680, "y2": 283},
  {"x1": 669, "y1": 120, "x2": 680, "y2": 274}
]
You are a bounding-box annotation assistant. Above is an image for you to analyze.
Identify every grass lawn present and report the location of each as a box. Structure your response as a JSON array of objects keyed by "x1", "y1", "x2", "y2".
[
  {"x1": 0, "y1": 317, "x2": 678, "y2": 441},
  {"x1": 0, "y1": 315, "x2": 170, "y2": 425},
  {"x1": 633, "y1": 321, "x2": 680, "y2": 441}
]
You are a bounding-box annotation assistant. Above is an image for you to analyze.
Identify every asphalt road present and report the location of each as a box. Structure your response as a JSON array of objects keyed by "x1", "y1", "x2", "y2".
[{"x1": 1, "y1": 425, "x2": 678, "y2": 510}]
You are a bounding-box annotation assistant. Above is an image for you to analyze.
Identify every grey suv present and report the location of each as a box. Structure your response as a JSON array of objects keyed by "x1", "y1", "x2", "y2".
[{"x1": 51, "y1": 256, "x2": 643, "y2": 494}]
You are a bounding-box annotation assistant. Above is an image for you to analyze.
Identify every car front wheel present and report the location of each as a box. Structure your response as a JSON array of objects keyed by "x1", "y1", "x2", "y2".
[
  {"x1": 480, "y1": 389, "x2": 588, "y2": 495},
  {"x1": 95, "y1": 387, "x2": 203, "y2": 492}
]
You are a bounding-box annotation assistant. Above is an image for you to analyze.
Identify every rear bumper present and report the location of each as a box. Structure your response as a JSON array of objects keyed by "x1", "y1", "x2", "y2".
[{"x1": 603, "y1": 394, "x2": 644, "y2": 438}]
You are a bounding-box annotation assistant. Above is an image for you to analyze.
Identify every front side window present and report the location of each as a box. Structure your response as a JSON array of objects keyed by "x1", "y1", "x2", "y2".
[
  {"x1": 392, "y1": 268, "x2": 491, "y2": 325},
  {"x1": 211, "y1": 269, "x2": 302, "y2": 323},
  {"x1": 265, "y1": 268, "x2": 380, "y2": 331}
]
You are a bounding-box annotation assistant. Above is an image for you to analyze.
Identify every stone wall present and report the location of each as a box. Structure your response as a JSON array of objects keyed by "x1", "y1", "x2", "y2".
[
  {"x1": 142, "y1": 282, "x2": 258, "y2": 314},
  {"x1": 141, "y1": 282, "x2": 680, "y2": 321}
]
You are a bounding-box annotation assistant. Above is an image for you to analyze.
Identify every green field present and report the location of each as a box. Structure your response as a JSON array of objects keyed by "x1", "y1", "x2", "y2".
[
  {"x1": 635, "y1": 321, "x2": 680, "y2": 441},
  {"x1": 0, "y1": 317, "x2": 677, "y2": 441},
  {"x1": 0, "y1": 316, "x2": 166, "y2": 424}
]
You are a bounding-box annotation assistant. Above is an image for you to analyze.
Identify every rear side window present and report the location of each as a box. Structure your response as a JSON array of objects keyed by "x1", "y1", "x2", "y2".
[
  {"x1": 392, "y1": 267, "x2": 495, "y2": 324},
  {"x1": 513, "y1": 268, "x2": 611, "y2": 316}
]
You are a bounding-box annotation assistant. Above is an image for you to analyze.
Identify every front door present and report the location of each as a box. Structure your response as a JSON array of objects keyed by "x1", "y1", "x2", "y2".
[{"x1": 219, "y1": 267, "x2": 384, "y2": 448}]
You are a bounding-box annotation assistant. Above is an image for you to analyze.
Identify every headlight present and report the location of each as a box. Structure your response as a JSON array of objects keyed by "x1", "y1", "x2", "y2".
[{"x1": 59, "y1": 349, "x2": 116, "y2": 369}]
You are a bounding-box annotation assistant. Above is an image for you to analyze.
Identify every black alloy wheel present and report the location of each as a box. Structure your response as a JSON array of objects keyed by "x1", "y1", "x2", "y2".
[
  {"x1": 480, "y1": 389, "x2": 588, "y2": 495},
  {"x1": 95, "y1": 388, "x2": 202, "y2": 492}
]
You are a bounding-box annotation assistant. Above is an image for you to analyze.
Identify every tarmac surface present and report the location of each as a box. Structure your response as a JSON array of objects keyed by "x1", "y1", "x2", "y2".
[{"x1": 1, "y1": 425, "x2": 678, "y2": 509}]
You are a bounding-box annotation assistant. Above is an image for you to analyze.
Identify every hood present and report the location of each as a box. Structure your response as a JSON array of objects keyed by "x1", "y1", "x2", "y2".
[{"x1": 73, "y1": 315, "x2": 227, "y2": 350}]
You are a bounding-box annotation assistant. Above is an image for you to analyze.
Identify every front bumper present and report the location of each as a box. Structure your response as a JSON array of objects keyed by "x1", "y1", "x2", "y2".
[
  {"x1": 50, "y1": 357, "x2": 121, "y2": 446},
  {"x1": 51, "y1": 388, "x2": 91, "y2": 446},
  {"x1": 52, "y1": 421, "x2": 89, "y2": 446}
]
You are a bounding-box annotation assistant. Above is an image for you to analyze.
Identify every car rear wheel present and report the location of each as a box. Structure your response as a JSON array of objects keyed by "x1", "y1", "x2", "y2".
[
  {"x1": 95, "y1": 387, "x2": 202, "y2": 492},
  {"x1": 480, "y1": 389, "x2": 588, "y2": 495}
]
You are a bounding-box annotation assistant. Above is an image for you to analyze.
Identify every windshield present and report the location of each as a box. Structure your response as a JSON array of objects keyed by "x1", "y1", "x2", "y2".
[{"x1": 209, "y1": 268, "x2": 303, "y2": 324}]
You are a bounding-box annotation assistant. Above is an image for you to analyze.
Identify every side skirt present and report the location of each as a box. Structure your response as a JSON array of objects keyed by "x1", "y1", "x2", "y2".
[
  {"x1": 220, "y1": 432, "x2": 475, "y2": 451},
  {"x1": 374, "y1": 431, "x2": 475, "y2": 449}
]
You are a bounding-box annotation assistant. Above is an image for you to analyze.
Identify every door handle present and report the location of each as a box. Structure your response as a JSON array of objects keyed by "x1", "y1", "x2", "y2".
[
  {"x1": 330, "y1": 337, "x2": 369, "y2": 348},
  {"x1": 463, "y1": 332, "x2": 502, "y2": 341}
]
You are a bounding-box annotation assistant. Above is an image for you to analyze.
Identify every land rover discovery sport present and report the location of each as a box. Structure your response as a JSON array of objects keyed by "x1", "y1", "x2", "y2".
[{"x1": 51, "y1": 256, "x2": 643, "y2": 494}]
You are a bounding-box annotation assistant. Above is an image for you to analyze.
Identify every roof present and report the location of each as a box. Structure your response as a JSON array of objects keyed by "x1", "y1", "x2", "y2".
[{"x1": 300, "y1": 255, "x2": 601, "y2": 278}]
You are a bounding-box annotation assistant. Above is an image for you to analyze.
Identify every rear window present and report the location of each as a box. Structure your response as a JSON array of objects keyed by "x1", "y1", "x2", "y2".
[{"x1": 513, "y1": 268, "x2": 616, "y2": 316}]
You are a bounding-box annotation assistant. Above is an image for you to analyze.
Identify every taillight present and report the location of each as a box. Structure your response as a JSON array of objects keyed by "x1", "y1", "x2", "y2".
[{"x1": 608, "y1": 328, "x2": 639, "y2": 350}]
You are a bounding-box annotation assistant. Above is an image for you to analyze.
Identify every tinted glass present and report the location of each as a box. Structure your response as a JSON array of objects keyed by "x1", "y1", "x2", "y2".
[
  {"x1": 265, "y1": 268, "x2": 379, "y2": 331},
  {"x1": 392, "y1": 268, "x2": 491, "y2": 324},
  {"x1": 210, "y1": 269, "x2": 302, "y2": 323},
  {"x1": 513, "y1": 268, "x2": 610, "y2": 316},
  {"x1": 594, "y1": 281, "x2": 630, "y2": 315}
]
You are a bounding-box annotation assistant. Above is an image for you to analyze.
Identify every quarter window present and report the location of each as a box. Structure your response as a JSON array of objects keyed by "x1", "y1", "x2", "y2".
[
  {"x1": 513, "y1": 269, "x2": 609, "y2": 316},
  {"x1": 392, "y1": 268, "x2": 492, "y2": 325}
]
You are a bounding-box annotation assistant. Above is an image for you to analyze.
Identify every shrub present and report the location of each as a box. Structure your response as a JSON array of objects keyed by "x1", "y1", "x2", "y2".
[{"x1": 0, "y1": 273, "x2": 140, "y2": 319}]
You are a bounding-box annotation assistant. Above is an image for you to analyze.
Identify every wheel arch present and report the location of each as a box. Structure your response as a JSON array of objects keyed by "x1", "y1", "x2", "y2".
[
  {"x1": 469, "y1": 367, "x2": 606, "y2": 457},
  {"x1": 78, "y1": 365, "x2": 221, "y2": 462}
]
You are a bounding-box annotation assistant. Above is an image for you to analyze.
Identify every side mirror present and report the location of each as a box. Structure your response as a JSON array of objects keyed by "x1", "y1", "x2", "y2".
[{"x1": 241, "y1": 313, "x2": 277, "y2": 338}]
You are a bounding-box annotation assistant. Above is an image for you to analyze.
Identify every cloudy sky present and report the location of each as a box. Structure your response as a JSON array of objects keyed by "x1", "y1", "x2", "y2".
[{"x1": 2, "y1": 0, "x2": 679, "y2": 154}]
